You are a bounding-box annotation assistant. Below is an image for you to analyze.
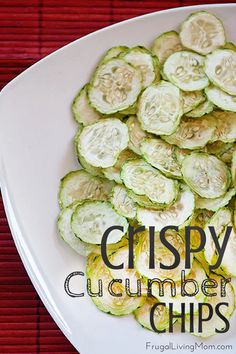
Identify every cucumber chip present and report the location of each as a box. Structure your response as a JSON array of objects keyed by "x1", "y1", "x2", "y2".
[
  {"x1": 121, "y1": 159, "x2": 178, "y2": 206},
  {"x1": 210, "y1": 111, "x2": 236, "y2": 143},
  {"x1": 77, "y1": 119, "x2": 129, "y2": 168},
  {"x1": 134, "y1": 297, "x2": 171, "y2": 332},
  {"x1": 181, "y1": 153, "x2": 231, "y2": 198},
  {"x1": 180, "y1": 11, "x2": 226, "y2": 55},
  {"x1": 138, "y1": 81, "x2": 183, "y2": 135},
  {"x1": 58, "y1": 203, "x2": 99, "y2": 256},
  {"x1": 186, "y1": 99, "x2": 214, "y2": 118},
  {"x1": 205, "y1": 49, "x2": 236, "y2": 96},
  {"x1": 100, "y1": 45, "x2": 129, "y2": 62},
  {"x1": 121, "y1": 46, "x2": 160, "y2": 88},
  {"x1": 232, "y1": 151, "x2": 236, "y2": 187},
  {"x1": 126, "y1": 116, "x2": 150, "y2": 155},
  {"x1": 162, "y1": 115, "x2": 216, "y2": 150},
  {"x1": 71, "y1": 201, "x2": 128, "y2": 244},
  {"x1": 151, "y1": 31, "x2": 183, "y2": 65},
  {"x1": 58, "y1": 170, "x2": 113, "y2": 208},
  {"x1": 163, "y1": 51, "x2": 209, "y2": 91},
  {"x1": 89, "y1": 58, "x2": 142, "y2": 114},
  {"x1": 140, "y1": 138, "x2": 182, "y2": 179},
  {"x1": 182, "y1": 90, "x2": 205, "y2": 114},
  {"x1": 205, "y1": 85, "x2": 236, "y2": 112},
  {"x1": 72, "y1": 84, "x2": 101, "y2": 126},
  {"x1": 196, "y1": 188, "x2": 236, "y2": 211},
  {"x1": 86, "y1": 255, "x2": 144, "y2": 315},
  {"x1": 110, "y1": 185, "x2": 137, "y2": 219},
  {"x1": 136, "y1": 185, "x2": 195, "y2": 230}
]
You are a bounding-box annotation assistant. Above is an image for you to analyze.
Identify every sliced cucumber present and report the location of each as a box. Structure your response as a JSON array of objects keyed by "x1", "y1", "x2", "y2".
[
  {"x1": 151, "y1": 260, "x2": 206, "y2": 314},
  {"x1": 140, "y1": 138, "x2": 182, "y2": 179},
  {"x1": 121, "y1": 159, "x2": 178, "y2": 206},
  {"x1": 151, "y1": 31, "x2": 183, "y2": 65},
  {"x1": 185, "y1": 273, "x2": 235, "y2": 338},
  {"x1": 77, "y1": 119, "x2": 129, "y2": 168},
  {"x1": 126, "y1": 116, "x2": 150, "y2": 155},
  {"x1": 232, "y1": 151, "x2": 236, "y2": 187},
  {"x1": 110, "y1": 185, "x2": 136, "y2": 219},
  {"x1": 220, "y1": 143, "x2": 236, "y2": 164},
  {"x1": 128, "y1": 190, "x2": 165, "y2": 210},
  {"x1": 180, "y1": 11, "x2": 226, "y2": 55},
  {"x1": 205, "y1": 49, "x2": 236, "y2": 96},
  {"x1": 205, "y1": 85, "x2": 236, "y2": 112},
  {"x1": 103, "y1": 149, "x2": 137, "y2": 184},
  {"x1": 88, "y1": 58, "x2": 142, "y2": 114},
  {"x1": 196, "y1": 188, "x2": 235, "y2": 212},
  {"x1": 101, "y1": 45, "x2": 129, "y2": 62},
  {"x1": 182, "y1": 90, "x2": 205, "y2": 114},
  {"x1": 71, "y1": 201, "x2": 128, "y2": 244},
  {"x1": 186, "y1": 99, "x2": 214, "y2": 118},
  {"x1": 182, "y1": 153, "x2": 231, "y2": 198},
  {"x1": 58, "y1": 203, "x2": 99, "y2": 256},
  {"x1": 204, "y1": 208, "x2": 232, "y2": 267},
  {"x1": 109, "y1": 245, "x2": 144, "y2": 293},
  {"x1": 86, "y1": 255, "x2": 144, "y2": 315},
  {"x1": 134, "y1": 297, "x2": 171, "y2": 332},
  {"x1": 135, "y1": 230, "x2": 191, "y2": 281},
  {"x1": 72, "y1": 84, "x2": 101, "y2": 126},
  {"x1": 210, "y1": 111, "x2": 236, "y2": 143},
  {"x1": 163, "y1": 51, "x2": 209, "y2": 91},
  {"x1": 136, "y1": 184, "x2": 194, "y2": 231},
  {"x1": 58, "y1": 170, "x2": 113, "y2": 208},
  {"x1": 137, "y1": 81, "x2": 183, "y2": 135},
  {"x1": 122, "y1": 46, "x2": 160, "y2": 88},
  {"x1": 162, "y1": 115, "x2": 216, "y2": 150}
]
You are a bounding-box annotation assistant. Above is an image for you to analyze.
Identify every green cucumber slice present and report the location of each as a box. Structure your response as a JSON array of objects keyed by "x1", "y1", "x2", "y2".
[
  {"x1": 151, "y1": 260, "x2": 206, "y2": 314},
  {"x1": 122, "y1": 46, "x2": 160, "y2": 88},
  {"x1": 186, "y1": 99, "x2": 214, "y2": 118},
  {"x1": 151, "y1": 31, "x2": 183, "y2": 65},
  {"x1": 204, "y1": 208, "x2": 232, "y2": 268},
  {"x1": 205, "y1": 85, "x2": 236, "y2": 112},
  {"x1": 128, "y1": 190, "x2": 165, "y2": 210},
  {"x1": 136, "y1": 185, "x2": 195, "y2": 230},
  {"x1": 86, "y1": 254, "x2": 144, "y2": 315},
  {"x1": 210, "y1": 111, "x2": 236, "y2": 143},
  {"x1": 135, "y1": 230, "x2": 191, "y2": 281},
  {"x1": 180, "y1": 11, "x2": 225, "y2": 55},
  {"x1": 110, "y1": 185, "x2": 136, "y2": 219},
  {"x1": 77, "y1": 118, "x2": 129, "y2": 168},
  {"x1": 137, "y1": 81, "x2": 183, "y2": 135},
  {"x1": 181, "y1": 153, "x2": 231, "y2": 198},
  {"x1": 140, "y1": 138, "x2": 182, "y2": 179},
  {"x1": 101, "y1": 45, "x2": 129, "y2": 62},
  {"x1": 121, "y1": 159, "x2": 178, "y2": 206},
  {"x1": 126, "y1": 116, "x2": 150, "y2": 155},
  {"x1": 58, "y1": 170, "x2": 113, "y2": 208},
  {"x1": 196, "y1": 188, "x2": 235, "y2": 211},
  {"x1": 103, "y1": 149, "x2": 137, "y2": 184},
  {"x1": 58, "y1": 203, "x2": 99, "y2": 256},
  {"x1": 72, "y1": 84, "x2": 101, "y2": 126},
  {"x1": 134, "y1": 297, "x2": 171, "y2": 332},
  {"x1": 162, "y1": 115, "x2": 216, "y2": 150},
  {"x1": 71, "y1": 201, "x2": 128, "y2": 244},
  {"x1": 88, "y1": 58, "x2": 142, "y2": 114},
  {"x1": 185, "y1": 273, "x2": 235, "y2": 338},
  {"x1": 205, "y1": 49, "x2": 236, "y2": 96},
  {"x1": 163, "y1": 51, "x2": 209, "y2": 91},
  {"x1": 182, "y1": 90, "x2": 205, "y2": 114}
]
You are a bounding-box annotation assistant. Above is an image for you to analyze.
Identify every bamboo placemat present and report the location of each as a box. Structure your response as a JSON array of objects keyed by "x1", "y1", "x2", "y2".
[{"x1": 0, "y1": 1, "x2": 234, "y2": 353}]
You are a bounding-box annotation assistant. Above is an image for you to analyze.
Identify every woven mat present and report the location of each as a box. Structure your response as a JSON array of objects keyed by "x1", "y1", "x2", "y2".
[{"x1": 0, "y1": 1, "x2": 234, "y2": 353}]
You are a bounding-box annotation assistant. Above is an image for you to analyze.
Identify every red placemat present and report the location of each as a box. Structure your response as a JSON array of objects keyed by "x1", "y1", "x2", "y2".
[{"x1": 0, "y1": 1, "x2": 234, "y2": 353}]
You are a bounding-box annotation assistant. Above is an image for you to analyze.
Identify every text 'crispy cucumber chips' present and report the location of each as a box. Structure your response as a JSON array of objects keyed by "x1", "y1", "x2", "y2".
[{"x1": 58, "y1": 10, "x2": 236, "y2": 339}]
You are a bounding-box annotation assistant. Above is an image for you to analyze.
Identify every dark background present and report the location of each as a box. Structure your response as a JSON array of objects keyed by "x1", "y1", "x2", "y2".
[{"x1": 0, "y1": 0, "x2": 234, "y2": 353}]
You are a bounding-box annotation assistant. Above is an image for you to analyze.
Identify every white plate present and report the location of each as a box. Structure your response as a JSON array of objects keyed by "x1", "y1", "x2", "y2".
[{"x1": 0, "y1": 4, "x2": 236, "y2": 354}]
